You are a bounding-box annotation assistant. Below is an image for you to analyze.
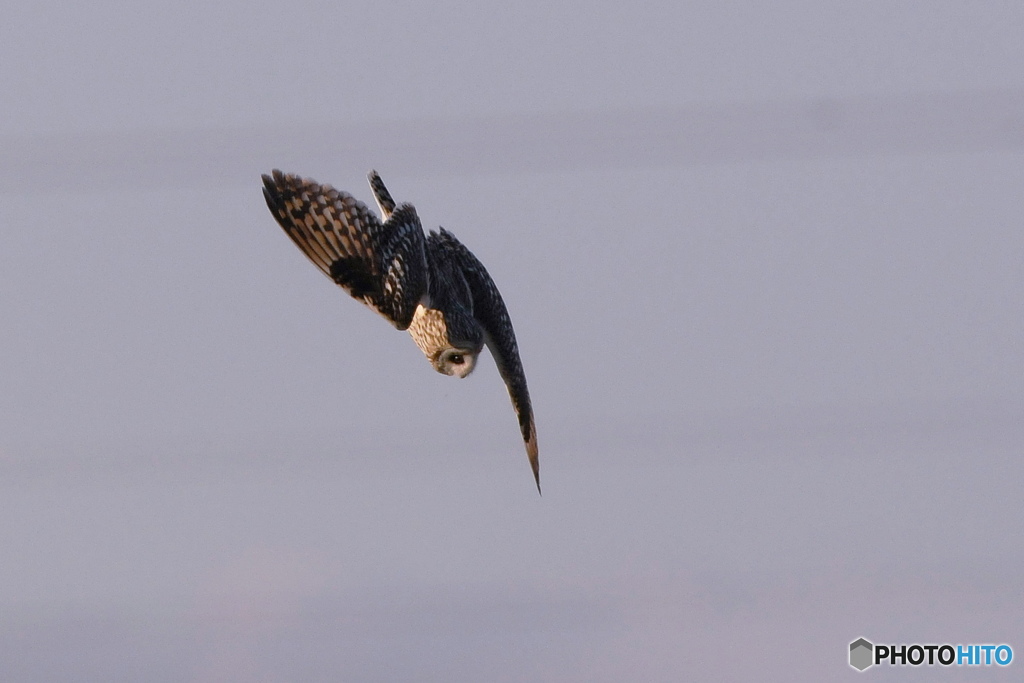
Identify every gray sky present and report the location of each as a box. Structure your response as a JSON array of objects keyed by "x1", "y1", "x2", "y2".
[{"x1": 2, "y1": 2, "x2": 1023, "y2": 680}]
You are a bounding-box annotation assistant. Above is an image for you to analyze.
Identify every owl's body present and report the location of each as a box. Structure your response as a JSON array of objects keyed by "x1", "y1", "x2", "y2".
[{"x1": 261, "y1": 170, "x2": 539, "y2": 491}]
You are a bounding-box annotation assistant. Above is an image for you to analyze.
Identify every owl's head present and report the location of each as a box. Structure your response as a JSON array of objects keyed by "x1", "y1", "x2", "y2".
[
  {"x1": 433, "y1": 347, "x2": 480, "y2": 378},
  {"x1": 412, "y1": 305, "x2": 484, "y2": 379}
]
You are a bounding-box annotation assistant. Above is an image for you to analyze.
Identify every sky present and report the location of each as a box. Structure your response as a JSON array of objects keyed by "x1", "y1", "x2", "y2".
[{"x1": 1, "y1": 2, "x2": 1023, "y2": 680}]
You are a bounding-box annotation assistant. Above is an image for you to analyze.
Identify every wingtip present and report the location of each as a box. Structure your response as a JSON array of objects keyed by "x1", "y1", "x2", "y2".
[
  {"x1": 530, "y1": 446, "x2": 541, "y2": 495},
  {"x1": 261, "y1": 169, "x2": 293, "y2": 195},
  {"x1": 260, "y1": 171, "x2": 276, "y2": 193},
  {"x1": 526, "y1": 424, "x2": 540, "y2": 495}
]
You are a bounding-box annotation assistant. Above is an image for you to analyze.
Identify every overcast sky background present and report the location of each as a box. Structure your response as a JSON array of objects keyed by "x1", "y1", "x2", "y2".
[{"x1": 1, "y1": 2, "x2": 1023, "y2": 681}]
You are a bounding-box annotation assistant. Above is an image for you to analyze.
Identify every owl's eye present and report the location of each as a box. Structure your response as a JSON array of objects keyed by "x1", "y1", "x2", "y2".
[{"x1": 450, "y1": 354, "x2": 464, "y2": 365}]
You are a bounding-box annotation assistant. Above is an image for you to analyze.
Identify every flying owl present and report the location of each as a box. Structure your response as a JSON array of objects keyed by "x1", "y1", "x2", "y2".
[{"x1": 261, "y1": 169, "x2": 540, "y2": 492}]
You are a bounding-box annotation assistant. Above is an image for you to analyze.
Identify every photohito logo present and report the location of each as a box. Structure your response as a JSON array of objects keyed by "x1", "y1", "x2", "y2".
[{"x1": 849, "y1": 637, "x2": 1013, "y2": 671}]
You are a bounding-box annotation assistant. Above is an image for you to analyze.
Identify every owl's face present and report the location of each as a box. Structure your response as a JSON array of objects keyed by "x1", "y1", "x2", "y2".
[
  {"x1": 409, "y1": 305, "x2": 483, "y2": 378},
  {"x1": 434, "y1": 347, "x2": 479, "y2": 378}
]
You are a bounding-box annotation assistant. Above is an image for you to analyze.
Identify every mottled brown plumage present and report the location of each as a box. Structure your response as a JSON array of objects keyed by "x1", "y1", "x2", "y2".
[{"x1": 262, "y1": 170, "x2": 540, "y2": 492}]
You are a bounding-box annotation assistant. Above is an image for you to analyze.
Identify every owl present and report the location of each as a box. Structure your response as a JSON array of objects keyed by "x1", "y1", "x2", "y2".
[{"x1": 261, "y1": 170, "x2": 540, "y2": 492}]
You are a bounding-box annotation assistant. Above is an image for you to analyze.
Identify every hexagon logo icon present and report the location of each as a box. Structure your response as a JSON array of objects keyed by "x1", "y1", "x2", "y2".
[{"x1": 850, "y1": 638, "x2": 874, "y2": 671}]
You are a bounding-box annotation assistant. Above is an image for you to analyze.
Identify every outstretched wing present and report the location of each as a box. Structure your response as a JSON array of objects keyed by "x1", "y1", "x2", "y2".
[
  {"x1": 262, "y1": 170, "x2": 427, "y2": 330},
  {"x1": 429, "y1": 228, "x2": 540, "y2": 492}
]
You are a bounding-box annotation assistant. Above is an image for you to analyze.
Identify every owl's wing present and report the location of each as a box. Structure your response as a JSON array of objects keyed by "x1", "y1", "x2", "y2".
[
  {"x1": 367, "y1": 170, "x2": 396, "y2": 221},
  {"x1": 430, "y1": 228, "x2": 540, "y2": 492},
  {"x1": 262, "y1": 170, "x2": 427, "y2": 330}
]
